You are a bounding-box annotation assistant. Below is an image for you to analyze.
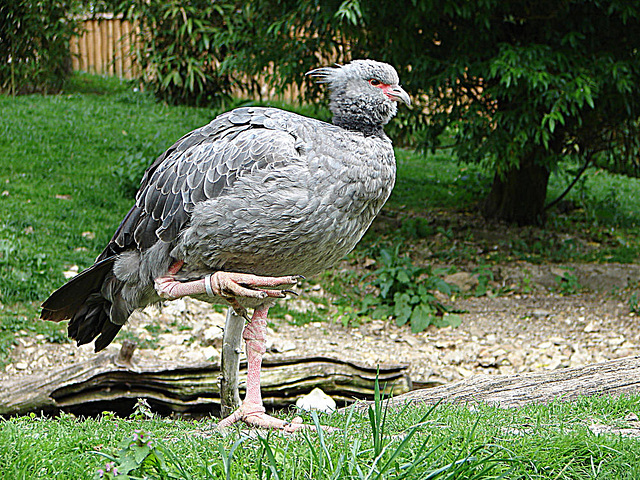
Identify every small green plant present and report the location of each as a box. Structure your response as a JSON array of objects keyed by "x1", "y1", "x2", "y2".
[
  {"x1": 130, "y1": 398, "x2": 155, "y2": 421},
  {"x1": 519, "y1": 274, "x2": 533, "y2": 294},
  {"x1": 335, "y1": 304, "x2": 361, "y2": 328},
  {"x1": 629, "y1": 292, "x2": 640, "y2": 314},
  {"x1": 365, "y1": 244, "x2": 460, "y2": 332},
  {"x1": 472, "y1": 265, "x2": 494, "y2": 297},
  {"x1": 399, "y1": 217, "x2": 433, "y2": 239},
  {"x1": 554, "y1": 270, "x2": 582, "y2": 295},
  {"x1": 44, "y1": 327, "x2": 68, "y2": 344},
  {"x1": 94, "y1": 429, "x2": 170, "y2": 479},
  {"x1": 368, "y1": 373, "x2": 389, "y2": 459}
]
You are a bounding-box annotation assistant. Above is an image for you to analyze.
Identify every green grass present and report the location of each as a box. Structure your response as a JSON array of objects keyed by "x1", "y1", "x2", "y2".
[
  {"x1": 2, "y1": 395, "x2": 640, "y2": 479},
  {"x1": 388, "y1": 149, "x2": 489, "y2": 213}
]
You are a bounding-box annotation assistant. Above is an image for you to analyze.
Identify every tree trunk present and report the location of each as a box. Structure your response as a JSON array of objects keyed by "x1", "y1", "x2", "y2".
[
  {"x1": 0, "y1": 345, "x2": 411, "y2": 417},
  {"x1": 483, "y1": 150, "x2": 550, "y2": 226},
  {"x1": 347, "y1": 355, "x2": 640, "y2": 411}
]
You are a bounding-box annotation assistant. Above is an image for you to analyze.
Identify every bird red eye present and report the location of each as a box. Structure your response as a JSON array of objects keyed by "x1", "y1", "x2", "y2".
[{"x1": 369, "y1": 79, "x2": 381, "y2": 86}]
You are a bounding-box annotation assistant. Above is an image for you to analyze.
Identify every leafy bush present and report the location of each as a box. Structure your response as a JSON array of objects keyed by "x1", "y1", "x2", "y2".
[
  {"x1": 364, "y1": 245, "x2": 460, "y2": 332},
  {"x1": 114, "y1": 0, "x2": 236, "y2": 106},
  {"x1": 0, "y1": 0, "x2": 79, "y2": 95}
]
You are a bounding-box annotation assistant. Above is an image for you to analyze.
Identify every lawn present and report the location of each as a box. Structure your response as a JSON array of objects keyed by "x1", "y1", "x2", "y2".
[
  {"x1": 2, "y1": 394, "x2": 640, "y2": 479},
  {"x1": 2, "y1": 74, "x2": 640, "y2": 479}
]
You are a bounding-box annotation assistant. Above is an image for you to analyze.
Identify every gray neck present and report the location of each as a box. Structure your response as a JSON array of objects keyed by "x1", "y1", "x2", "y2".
[
  {"x1": 328, "y1": 89, "x2": 394, "y2": 137},
  {"x1": 332, "y1": 114, "x2": 386, "y2": 137}
]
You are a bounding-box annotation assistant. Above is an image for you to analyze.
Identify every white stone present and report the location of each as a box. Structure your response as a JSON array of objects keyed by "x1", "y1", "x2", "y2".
[
  {"x1": 163, "y1": 299, "x2": 187, "y2": 316},
  {"x1": 583, "y1": 321, "x2": 600, "y2": 333},
  {"x1": 296, "y1": 387, "x2": 336, "y2": 413},
  {"x1": 200, "y1": 346, "x2": 219, "y2": 360}
]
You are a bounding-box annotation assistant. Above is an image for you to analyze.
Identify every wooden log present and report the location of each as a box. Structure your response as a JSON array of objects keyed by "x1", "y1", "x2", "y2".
[
  {"x1": 0, "y1": 345, "x2": 410, "y2": 417},
  {"x1": 348, "y1": 355, "x2": 640, "y2": 412}
]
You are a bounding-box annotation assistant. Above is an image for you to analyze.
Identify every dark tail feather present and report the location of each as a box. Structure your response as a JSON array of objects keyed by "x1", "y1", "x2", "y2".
[
  {"x1": 41, "y1": 258, "x2": 116, "y2": 321},
  {"x1": 41, "y1": 257, "x2": 129, "y2": 352}
]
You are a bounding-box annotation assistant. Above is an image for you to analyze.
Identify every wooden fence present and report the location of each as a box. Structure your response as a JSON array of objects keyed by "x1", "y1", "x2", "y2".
[
  {"x1": 69, "y1": 14, "x2": 308, "y2": 102},
  {"x1": 70, "y1": 14, "x2": 139, "y2": 79}
]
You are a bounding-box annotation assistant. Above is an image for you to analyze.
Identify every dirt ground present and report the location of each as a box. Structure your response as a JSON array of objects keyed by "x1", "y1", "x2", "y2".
[{"x1": 3, "y1": 262, "x2": 639, "y2": 394}]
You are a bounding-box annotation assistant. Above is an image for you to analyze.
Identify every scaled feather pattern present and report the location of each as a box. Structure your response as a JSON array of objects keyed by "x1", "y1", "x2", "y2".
[{"x1": 41, "y1": 59, "x2": 410, "y2": 352}]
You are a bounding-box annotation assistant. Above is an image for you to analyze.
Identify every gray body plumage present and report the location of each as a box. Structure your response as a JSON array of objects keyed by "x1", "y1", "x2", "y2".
[
  {"x1": 113, "y1": 107, "x2": 395, "y2": 308},
  {"x1": 41, "y1": 59, "x2": 409, "y2": 351}
]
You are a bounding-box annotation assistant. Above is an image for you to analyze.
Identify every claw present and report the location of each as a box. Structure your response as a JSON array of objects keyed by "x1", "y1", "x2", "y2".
[
  {"x1": 228, "y1": 298, "x2": 251, "y2": 322},
  {"x1": 281, "y1": 289, "x2": 299, "y2": 297}
]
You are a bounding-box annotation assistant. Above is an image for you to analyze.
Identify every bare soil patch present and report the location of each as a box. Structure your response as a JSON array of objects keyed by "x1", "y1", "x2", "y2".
[{"x1": 3, "y1": 262, "x2": 639, "y2": 398}]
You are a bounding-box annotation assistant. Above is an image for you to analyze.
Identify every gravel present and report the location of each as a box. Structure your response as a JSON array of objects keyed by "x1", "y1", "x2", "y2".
[{"x1": 3, "y1": 263, "x2": 639, "y2": 393}]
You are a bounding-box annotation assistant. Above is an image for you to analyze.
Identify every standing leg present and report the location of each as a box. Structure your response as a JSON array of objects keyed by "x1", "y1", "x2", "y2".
[
  {"x1": 217, "y1": 305, "x2": 306, "y2": 432},
  {"x1": 153, "y1": 262, "x2": 319, "y2": 432}
]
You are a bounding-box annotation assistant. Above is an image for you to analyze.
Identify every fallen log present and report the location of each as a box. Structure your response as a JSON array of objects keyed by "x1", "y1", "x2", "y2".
[
  {"x1": 351, "y1": 355, "x2": 640, "y2": 411},
  {"x1": 0, "y1": 341, "x2": 411, "y2": 417}
]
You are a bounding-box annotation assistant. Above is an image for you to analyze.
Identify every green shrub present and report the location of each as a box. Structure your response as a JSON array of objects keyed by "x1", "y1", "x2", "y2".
[
  {"x1": 0, "y1": 0, "x2": 79, "y2": 95},
  {"x1": 364, "y1": 244, "x2": 461, "y2": 332},
  {"x1": 115, "y1": 0, "x2": 236, "y2": 106}
]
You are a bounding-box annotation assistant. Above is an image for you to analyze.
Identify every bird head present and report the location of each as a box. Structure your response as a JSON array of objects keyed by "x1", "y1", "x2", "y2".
[{"x1": 307, "y1": 59, "x2": 410, "y2": 131}]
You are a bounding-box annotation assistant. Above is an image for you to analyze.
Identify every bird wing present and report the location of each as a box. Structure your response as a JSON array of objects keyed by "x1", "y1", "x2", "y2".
[{"x1": 98, "y1": 107, "x2": 305, "y2": 260}]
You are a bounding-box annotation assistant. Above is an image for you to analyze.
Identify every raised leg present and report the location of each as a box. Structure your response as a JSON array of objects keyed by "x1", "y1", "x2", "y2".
[
  {"x1": 154, "y1": 261, "x2": 300, "y2": 317},
  {"x1": 217, "y1": 306, "x2": 308, "y2": 432}
]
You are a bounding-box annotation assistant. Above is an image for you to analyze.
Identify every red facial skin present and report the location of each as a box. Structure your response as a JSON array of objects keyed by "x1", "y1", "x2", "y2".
[{"x1": 369, "y1": 79, "x2": 400, "y2": 102}]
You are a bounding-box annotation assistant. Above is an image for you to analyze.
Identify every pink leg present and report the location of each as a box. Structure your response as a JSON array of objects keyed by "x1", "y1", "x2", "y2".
[
  {"x1": 154, "y1": 261, "x2": 300, "y2": 301},
  {"x1": 154, "y1": 262, "x2": 326, "y2": 432},
  {"x1": 217, "y1": 306, "x2": 311, "y2": 432}
]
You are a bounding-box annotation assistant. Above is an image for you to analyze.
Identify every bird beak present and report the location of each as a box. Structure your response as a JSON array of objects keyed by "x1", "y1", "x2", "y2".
[{"x1": 388, "y1": 85, "x2": 411, "y2": 106}]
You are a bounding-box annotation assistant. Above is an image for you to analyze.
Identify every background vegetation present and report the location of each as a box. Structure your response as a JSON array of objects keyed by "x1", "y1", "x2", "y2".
[
  {"x1": 113, "y1": 0, "x2": 236, "y2": 106},
  {"x1": 4, "y1": 0, "x2": 640, "y2": 226},
  {"x1": 107, "y1": 0, "x2": 640, "y2": 226},
  {"x1": 0, "y1": 0, "x2": 79, "y2": 95},
  {"x1": 1, "y1": 74, "x2": 639, "y2": 363}
]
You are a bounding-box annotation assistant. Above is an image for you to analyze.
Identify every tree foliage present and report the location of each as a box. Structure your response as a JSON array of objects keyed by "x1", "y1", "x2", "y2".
[
  {"x1": 112, "y1": 0, "x2": 238, "y2": 106},
  {"x1": 0, "y1": 0, "x2": 79, "y2": 95},
  {"x1": 215, "y1": 0, "x2": 640, "y2": 224}
]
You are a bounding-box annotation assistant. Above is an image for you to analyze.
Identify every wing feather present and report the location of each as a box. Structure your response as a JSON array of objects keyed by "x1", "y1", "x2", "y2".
[{"x1": 98, "y1": 107, "x2": 307, "y2": 259}]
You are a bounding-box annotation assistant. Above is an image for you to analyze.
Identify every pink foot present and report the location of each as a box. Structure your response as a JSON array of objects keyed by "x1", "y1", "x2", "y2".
[
  {"x1": 154, "y1": 261, "x2": 301, "y2": 301},
  {"x1": 217, "y1": 306, "x2": 336, "y2": 433},
  {"x1": 217, "y1": 401, "x2": 310, "y2": 433}
]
